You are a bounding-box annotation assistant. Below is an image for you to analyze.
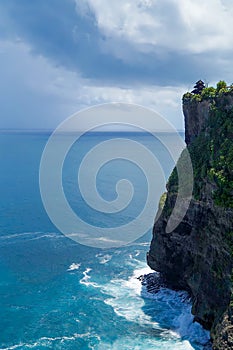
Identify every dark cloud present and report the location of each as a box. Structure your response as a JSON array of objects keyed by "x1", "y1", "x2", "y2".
[
  {"x1": 1, "y1": 0, "x2": 233, "y2": 129},
  {"x1": 1, "y1": 0, "x2": 228, "y2": 87}
]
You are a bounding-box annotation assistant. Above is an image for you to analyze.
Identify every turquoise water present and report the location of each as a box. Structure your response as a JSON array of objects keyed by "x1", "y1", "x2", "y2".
[{"x1": 0, "y1": 132, "x2": 210, "y2": 349}]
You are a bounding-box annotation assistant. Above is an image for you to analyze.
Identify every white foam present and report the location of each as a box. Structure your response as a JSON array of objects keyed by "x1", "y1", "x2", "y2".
[
  {"x1": 77, "y1": 260, "x2": 210, "y2": 349},
  {"x1": 102, "y1": 262, "x2": 209, "y2": 348},
  {"x1": 142, "y1": 284, "x2": 209, "y2": 345},
  {"x1": 0, "y1": 232, "x2": 42, "y2": 243},
  {"x1": 125, "y1": 266, "x2": 154, "y2": 295},
  {"x1": 96, "y1": 254, "x2": 112, "y2": 264},
  {"x1": 174, "y1": 305, "x2": 210, "y2": 346},
  {"x1": 140, "y1": 271, "x2": 210, "y2": 346},
  {"x1": 27, "y1": 234, "x2": 61, "y2": 241},
  {"x1": 97, "y1": 336, "x2": 195, "y2": 350},
  {"x1": 0, "y1": 344, "x2": 25, "y2": 350},
  {"x1": 130, "y1": 242, "x2": 150, "y2": 247},
  {"x1": 94, "y1": 265, "x2": 164, "y2": 330},
  {"x1": 76, "y1": 264, "x2": 156, "y2": 328},
  {"x1": 67, "y1": 263, "x2": 81, "y2": 271},
  {"x1": 135, "y1": 250, "x2": 141, "y2": 257},
  {"x1": 0, "y1": 232, "x2": 62, "y2": 244},
  {"x1": 0, "y1": 333, "x2": 100, "y2": 350},
  {"x1": 79, "y1": 268, "x2": 99, "y2": 288}
]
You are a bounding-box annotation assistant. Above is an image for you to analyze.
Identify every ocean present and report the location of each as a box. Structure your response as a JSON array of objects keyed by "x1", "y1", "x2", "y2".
[{"x1": 0, "y1": 131, "x2": 210, "y2": 349}]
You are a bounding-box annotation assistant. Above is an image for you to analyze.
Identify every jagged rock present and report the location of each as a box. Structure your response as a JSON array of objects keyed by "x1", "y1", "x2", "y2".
[
  {"x1": 138, "y1": 272, "x2": 167, "y2": 294},
  {"x1": 212, "y1": 308, "x2": 233, "y2": 349}
]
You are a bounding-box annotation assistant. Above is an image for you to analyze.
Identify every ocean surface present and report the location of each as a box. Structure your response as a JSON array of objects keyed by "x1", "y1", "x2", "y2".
[{"x1": 0, "y1": 131, "x2": 210, "y2": 349}]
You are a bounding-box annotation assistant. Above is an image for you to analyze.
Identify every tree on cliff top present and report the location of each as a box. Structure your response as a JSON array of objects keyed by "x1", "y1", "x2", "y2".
[{"x1": 216, "y1": 80, "x2": 227, "y2": 92}]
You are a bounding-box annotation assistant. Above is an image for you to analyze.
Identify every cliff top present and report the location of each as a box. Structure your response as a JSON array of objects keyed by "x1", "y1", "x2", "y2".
[{"x1": 183, "y1": 80, "x2": 233, "y2": 103}]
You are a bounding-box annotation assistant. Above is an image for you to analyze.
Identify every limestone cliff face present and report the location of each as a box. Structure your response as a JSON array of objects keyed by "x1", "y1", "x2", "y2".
[
  {"x1": 184, "y1": 99, "x2": 211, "y2": 146},
  {"x1": 147, "y1": 90, "x2": 233, "y2": 348}
]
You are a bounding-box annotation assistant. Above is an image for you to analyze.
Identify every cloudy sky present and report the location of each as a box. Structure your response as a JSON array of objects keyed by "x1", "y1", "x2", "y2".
[{"x1": 1, "y1": 0, "x2": 233, "y2": 130}]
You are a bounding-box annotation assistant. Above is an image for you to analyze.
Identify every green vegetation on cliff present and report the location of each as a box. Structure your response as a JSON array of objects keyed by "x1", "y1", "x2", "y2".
[
  {"x1": 171, "y1": 81, "x2": 233, "y2": 208},
  {"x1": 183, "y1": 80, "x2": 233, "y2": 103},
  {"x1": 187, "y1": 104, "x2": 233, "y2": 208}
]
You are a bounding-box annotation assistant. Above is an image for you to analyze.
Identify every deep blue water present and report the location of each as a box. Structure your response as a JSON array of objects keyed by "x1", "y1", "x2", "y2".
[{"x1": 0, "y1": 132, "x2": 210, "y2": 349}]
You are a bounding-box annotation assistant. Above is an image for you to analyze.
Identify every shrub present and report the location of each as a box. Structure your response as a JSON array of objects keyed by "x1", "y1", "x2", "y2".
[
  {"x1": 183, "y1": 92, "x2": 193, "y2": 100},
  {"x1": 201, "y1": 87, "x2": 216, "y2": 99},
  {"x1": 216, "y1": 80, "x2": 227, "y2": 92}
]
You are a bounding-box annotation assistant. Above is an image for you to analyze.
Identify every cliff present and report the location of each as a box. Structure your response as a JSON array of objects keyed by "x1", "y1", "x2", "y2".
[{"x1": 147, "y1": 84, "x2": 233, "y2": 349}]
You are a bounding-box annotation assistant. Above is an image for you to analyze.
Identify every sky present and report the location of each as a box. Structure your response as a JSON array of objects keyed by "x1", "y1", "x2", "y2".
[{"x1": 1, "y1": 0, "x2": 233, "y2": 130}]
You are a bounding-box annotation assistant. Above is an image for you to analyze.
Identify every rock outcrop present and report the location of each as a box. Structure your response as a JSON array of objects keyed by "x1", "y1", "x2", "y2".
[{"x1": 147, "y1": 87, "x2": 233, "y2": 348}]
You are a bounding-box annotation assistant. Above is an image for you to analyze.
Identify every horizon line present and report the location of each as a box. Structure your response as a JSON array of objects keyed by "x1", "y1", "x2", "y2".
[{"x1": 0, "y1": 128, "x2": 185, "y2": 133}]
